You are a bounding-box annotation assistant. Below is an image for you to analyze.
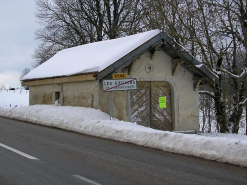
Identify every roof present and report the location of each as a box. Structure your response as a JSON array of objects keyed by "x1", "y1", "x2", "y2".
[
  {"x1": 22, "y1": 30, "x2": 219, "y2": 84},
  {"x1": 22, "y1": 30, "x2": 161, "y2": 81}
]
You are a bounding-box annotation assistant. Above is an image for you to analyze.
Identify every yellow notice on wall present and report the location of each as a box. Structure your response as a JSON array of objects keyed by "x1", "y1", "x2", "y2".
[{"x1": 159, "y1": 97, "x2": 166, "y2": 108}]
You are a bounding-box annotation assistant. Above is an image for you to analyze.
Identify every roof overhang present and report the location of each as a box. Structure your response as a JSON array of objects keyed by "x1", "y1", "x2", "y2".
[
  {"x1": 159, "y1": 32, "x2": 219, "y2": 85},
  {"x1": 21, "y1": 73, "x2": 96, "y2": 86},
  {"x1": 96, "y1": 32, "x2": 219, "y2": 85}
]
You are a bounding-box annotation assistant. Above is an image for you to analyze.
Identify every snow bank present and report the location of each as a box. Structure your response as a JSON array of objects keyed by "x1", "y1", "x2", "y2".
[{"x1": 0, "y1": 105, "x2": 246, "y2": 167}]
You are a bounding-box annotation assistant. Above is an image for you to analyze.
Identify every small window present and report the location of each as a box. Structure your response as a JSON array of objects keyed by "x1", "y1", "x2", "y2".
[{"x1": 55, "y1": 92, "x2": 60, "y2": 105}]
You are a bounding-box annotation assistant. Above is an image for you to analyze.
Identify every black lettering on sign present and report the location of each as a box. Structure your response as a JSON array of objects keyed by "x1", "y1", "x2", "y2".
[{"x1": 113, "y1": 73, "x2": 126, "y2": 79}]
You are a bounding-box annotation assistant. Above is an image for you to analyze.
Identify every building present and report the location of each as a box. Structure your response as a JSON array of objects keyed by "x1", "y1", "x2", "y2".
[{"x1": 21, "y1": 30, "x2": 218, "y2": 132}]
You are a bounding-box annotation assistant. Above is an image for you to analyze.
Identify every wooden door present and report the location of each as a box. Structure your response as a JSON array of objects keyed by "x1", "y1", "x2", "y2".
[{"x1": 130, "y1": 81, "x2": 173, "y2": 131}]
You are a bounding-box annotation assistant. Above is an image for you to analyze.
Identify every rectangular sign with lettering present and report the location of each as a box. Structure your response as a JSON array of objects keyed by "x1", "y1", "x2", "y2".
[
  {"x1": 103, "y1": 79, "x2": 137, "y2": 92},
  {"x1": 112, "y1": 73, "x2": 127, "y2": 79}
]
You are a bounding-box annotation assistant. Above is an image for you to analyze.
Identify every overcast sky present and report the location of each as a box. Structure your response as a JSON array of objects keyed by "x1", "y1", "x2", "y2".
[{"x1": 0, "y1": 0, "x2": 38, "y2": 88}]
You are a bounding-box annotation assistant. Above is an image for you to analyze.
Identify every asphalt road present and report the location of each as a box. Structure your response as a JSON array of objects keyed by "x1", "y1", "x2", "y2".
[{"x1": 0, "y1": 117, "x2": 246, "y2": 185}]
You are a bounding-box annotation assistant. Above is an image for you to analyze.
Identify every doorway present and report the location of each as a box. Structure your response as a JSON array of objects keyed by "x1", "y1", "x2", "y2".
[
  {"x1": 130, "y1": 81, "x2": 173, "y2": 131},
  {"x1": 55, "y1": 92, "x2": 60, "y2": 105}
]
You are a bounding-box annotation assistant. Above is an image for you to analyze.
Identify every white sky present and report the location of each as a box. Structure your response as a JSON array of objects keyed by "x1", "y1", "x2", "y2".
[{"x1": 0, "y1": 0, "x2": 38, "y2": 88}]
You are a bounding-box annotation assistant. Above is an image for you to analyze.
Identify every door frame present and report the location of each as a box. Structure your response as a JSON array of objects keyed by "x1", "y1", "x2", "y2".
[{"x1": 134, "y1": 77, "x2": 178, "y2": 131}]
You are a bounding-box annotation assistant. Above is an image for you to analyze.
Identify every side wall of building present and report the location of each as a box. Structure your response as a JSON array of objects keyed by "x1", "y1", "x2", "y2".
[
  {"x1": 28, "y1": 79, "x2": 129, "y2": 121},
  {"x1": 29, "y1": 81, "x2": 100, "y2": 109},
  {"x1": 98, "y1": 82, "x2": 129, "y2": 121}
]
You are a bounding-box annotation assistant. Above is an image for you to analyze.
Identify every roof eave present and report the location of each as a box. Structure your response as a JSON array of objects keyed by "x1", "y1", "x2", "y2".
[
  {"x1": 96, "y1": 32, "x2": 219, "y2": 85},
  {"x1": 96, "y1": 33, "x2": 164, "y2": 81},
  {"x1": 21, "y1": 71, "x2": 98, "y2": 82},
  {"x1": 159, "y1": 32, "x2": 219, "y2": 85}
]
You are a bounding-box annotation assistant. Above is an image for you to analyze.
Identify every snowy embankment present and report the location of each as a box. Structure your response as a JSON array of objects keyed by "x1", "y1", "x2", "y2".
[{"x1": 0, "y1": 105, "x2": 246, "y2": 167}]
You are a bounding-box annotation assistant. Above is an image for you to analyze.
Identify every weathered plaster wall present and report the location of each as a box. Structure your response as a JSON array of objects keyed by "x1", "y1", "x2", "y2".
[
  {"x1": 29, "y1": 84, "x2": 60, "y2": 105},
  {"x1": 29, "y1": 79, "x2": 128, "y2": 121},
  {"x1": 62, "y1": 81, "x2": 99, "y2": 108},
  {"x1": 29, "y1": 81, "x2": 100, "y2": 108},
  {"x1": 129, "y1": 51, "x2": 199, "y2": 131},
  {"x1": 98, "y1": 82, "x2": 128, "y2": 121}
]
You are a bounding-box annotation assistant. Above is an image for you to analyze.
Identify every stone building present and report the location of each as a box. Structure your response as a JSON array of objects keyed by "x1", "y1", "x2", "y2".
[{"x1": 22, "y1": 30, "x2": 218, "y2": 132}]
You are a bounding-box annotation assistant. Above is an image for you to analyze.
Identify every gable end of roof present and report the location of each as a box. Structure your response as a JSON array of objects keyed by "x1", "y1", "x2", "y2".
[
  {"x1": 96, "y1": 32, "x2": 219, "y2": 85},
  {"x1": 96, "y1": 33, "x2": 163, "y2": 81}
]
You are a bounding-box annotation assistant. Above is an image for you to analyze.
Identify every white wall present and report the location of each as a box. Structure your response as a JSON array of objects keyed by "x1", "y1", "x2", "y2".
[{"x1": 129, "y1": 51, "x2": 199, "y2": 131}]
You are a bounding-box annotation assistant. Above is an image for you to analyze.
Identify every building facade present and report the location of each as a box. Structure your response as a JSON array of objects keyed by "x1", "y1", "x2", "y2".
[{"x1": 22, "y1": 30, "x2": 218, "y2": 132}]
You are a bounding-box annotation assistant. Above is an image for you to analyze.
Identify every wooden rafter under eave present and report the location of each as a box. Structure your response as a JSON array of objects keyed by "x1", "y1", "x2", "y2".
[
  {"x1": 172, "y1": 59, "x2": 185, "y2": 76},
  {"x1": 194, "y1": 78, "x2": 202, "y2": 91}
]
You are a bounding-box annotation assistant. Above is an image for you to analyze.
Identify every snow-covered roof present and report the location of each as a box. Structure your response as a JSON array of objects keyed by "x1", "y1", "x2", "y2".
[
  {"x1": 22, "y1": 29, "x2": 219, "y2": 84},
  {"x1": 22, "y1": 30, "x2": 161, "y2": 81}
]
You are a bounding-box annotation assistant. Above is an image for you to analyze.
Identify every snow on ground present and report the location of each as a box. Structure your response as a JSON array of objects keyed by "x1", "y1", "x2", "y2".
[
  {"x1": 199, "y1": 133, "x2": 247, "y2": 140},
  {"x1": 0, "y1": 88, "x2": 29, "y2": 108},
  {"x1": 0, "y1": 89, "x2": 246, "y2": 167}
]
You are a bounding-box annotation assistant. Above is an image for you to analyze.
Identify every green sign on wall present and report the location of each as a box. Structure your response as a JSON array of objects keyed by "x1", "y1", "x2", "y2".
[{"x1": 159, "y1": 97, "x2": 166, "y2": 108}]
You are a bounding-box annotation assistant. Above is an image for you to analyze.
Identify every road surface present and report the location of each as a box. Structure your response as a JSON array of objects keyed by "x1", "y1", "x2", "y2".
[{"x1": 0, "y1": 117, "x2": 246, "y2": 185}]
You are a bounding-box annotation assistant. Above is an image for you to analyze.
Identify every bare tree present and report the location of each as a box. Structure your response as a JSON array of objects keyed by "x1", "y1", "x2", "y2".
[
  {"x1": 142, "y1": 0, "x2": 247, "y2": 133},
  {"x1": 20, "y1": 68, "x2": 31, "y2": 80},
  {"x1": 207, "y1": 0, "x2": 247, "y2": 133},
  {"x1": 33, "y1": 0, "x2": 144, "y2": 67}
]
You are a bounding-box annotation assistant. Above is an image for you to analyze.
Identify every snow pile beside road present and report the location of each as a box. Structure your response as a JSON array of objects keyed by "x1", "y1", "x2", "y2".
[{"x1": 0, "y1": 105, "x2": 246, "y2": 167}]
